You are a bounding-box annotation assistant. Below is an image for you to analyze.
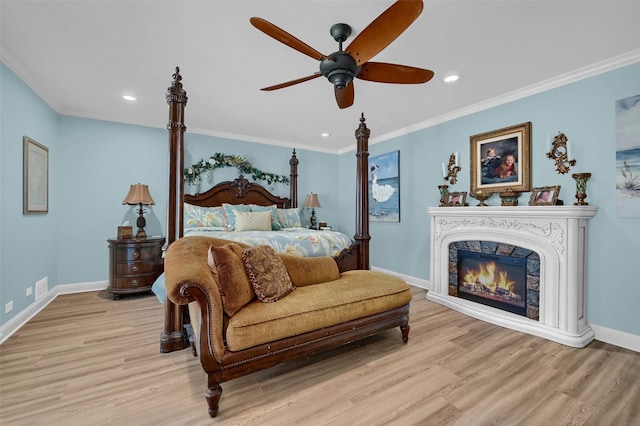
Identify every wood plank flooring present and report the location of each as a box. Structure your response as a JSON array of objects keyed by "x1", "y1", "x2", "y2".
[{"x1": 1, "y1": 287, "x2": 639, "y2": 425}]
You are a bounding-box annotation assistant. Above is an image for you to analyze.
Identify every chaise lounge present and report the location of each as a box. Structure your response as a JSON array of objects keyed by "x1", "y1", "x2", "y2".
[{"x1": 164, "y1": 235, "x2": 413, "y2": 417}]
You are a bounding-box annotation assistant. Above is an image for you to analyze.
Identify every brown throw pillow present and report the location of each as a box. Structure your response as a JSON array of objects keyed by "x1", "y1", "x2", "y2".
[
  {"x1": 278, "y1": 254, "x2": 340, "y2": 287},
  {"x1": 207, "y1": 243, "x2": 255, "y2": 316},
  {"x1": 242, "y1": 246, "x2": 295, "y2": 302}
]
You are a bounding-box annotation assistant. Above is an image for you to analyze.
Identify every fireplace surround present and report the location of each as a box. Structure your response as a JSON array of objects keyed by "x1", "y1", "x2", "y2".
[{"x1": 428, "y1": 206, "x2": 597, "y2": 347}]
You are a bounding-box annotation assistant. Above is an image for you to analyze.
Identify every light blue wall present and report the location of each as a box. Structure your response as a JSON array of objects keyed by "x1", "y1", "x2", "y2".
[
  {"x1": 0, "y1": 61, "x2": 338, "y2": 327},
  {"x1": 56, "y1": 116, "x2": 168, "y2": 284},
  {"x1": 1, "y1": 62, "x2": 59, "y2": 325},
  {"x1": 2, "y1": 59, "x2": 639, "y2": 339},
  {"x1": 337, "y1": 61, "x2": 640, "y2": 336}
]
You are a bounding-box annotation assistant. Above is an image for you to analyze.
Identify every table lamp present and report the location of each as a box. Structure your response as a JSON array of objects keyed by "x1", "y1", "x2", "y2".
[
  {"x1": 122, "y1": 183, "x2": 155, "y2": 238},
  {"x1": 303, "y1": 193, "x2": 321, "y2": 230}
]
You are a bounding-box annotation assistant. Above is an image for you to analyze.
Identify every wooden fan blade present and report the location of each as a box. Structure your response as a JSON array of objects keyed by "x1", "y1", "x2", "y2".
[
  {"x1": 335, "y1": 82, "x2": 354, "y2": 109},
  {"x1": 357, "y1": 62, "x2": 434, "y2": 84},
  {"x1": 250, "y1": 17, "x2": 327, "y2": 61},
  {"x1": 260, "y1": 72, "x2": 322, "y2": 91},
  {"x1": 345, "y1": 0, "x2": 423, "y2": 66}
]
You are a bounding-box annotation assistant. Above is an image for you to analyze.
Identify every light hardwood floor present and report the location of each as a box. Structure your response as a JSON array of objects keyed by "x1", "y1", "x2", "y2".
[{"x1": 1, "y1": 287, "x2": 638, "y2": 426}]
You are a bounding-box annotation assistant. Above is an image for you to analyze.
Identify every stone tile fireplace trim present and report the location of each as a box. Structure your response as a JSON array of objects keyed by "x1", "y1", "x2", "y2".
[{"x1": 428, "y1": 206, "x2": 597, "y2": 348}]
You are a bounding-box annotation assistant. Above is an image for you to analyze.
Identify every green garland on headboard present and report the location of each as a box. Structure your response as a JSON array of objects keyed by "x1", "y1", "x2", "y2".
[{"x1": 184, "y1": 153, "x2": 290, "y2": 186}]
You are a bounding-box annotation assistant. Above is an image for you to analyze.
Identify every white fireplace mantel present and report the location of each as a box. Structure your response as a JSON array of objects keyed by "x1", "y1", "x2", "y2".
[{"x1": 428, "y1": 206, "x2": 597, "y2": 347}]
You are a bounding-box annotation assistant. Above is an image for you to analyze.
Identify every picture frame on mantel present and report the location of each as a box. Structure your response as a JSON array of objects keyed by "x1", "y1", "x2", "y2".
[
  {"x1": 529, "y1": 185, "x2": 561, "y2": 206},
  {"x1": 470, "y1": 122, "x2": 531, "y2": 194},
  {"x1": 23, "y1": 136, "x2": 49, "y2": 214},
  {"x1": 445, "y1": 191, "x2": 467, "y2": 206}
]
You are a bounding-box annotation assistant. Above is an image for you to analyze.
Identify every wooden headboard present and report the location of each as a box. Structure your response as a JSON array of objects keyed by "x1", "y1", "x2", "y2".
[{"x1": 184, "y1": 176, "x2": 291, "y2": 209}]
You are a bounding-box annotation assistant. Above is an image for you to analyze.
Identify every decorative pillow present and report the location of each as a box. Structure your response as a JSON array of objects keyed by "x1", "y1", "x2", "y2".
[
  {"x1": 242, "y1": 246, "x2": 295, "y2": 302},
  {"x1": 222, "y1": 203, "x2": 251, "y2": 231},
  {"x1": 184, "y1": 203, "x2": 228, "y2": 229},
  {"x1": 234, "y1": 211, "x2": 272, "y2": 232},
  {"x1": 276, "y1": 208, "x2": 302, "y2": 228},
  {"x1": 278, "y1": 254, "x2": 340, "y2": 287},
  {"x1": 249, "y1": 204, "x2": 282, "y2": 230},
  {"x1": 207, "y1": 243, "x2": 255, "y2": 316}
]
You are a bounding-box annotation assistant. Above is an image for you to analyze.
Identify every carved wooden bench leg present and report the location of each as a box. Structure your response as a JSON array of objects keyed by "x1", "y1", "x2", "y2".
[
  {"x1": 400, "y1": 323, "x2": 410, "y2": 343},
  {"x1": 205, "y1": 384, "x2": 223, "y2": 417}
]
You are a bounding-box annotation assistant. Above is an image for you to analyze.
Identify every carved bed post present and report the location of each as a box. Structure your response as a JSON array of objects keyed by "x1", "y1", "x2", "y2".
[
  {"x1": 289, "y1": 149, "x2": 298, "y2": 208},
  {"x1": 161, "y1": 67, "x2": 189, "y2": 353},
  {"x1": 355, "y1": 113, "x2": 371, "y2": 270}
]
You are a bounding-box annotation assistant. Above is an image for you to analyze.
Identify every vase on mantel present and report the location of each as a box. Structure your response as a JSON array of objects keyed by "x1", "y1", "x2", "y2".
[
  {"x1": 438, "y1": 185, "x2": 449, "y2": 207},
  {"x1": 469, "y1": 191, "x2": 494, "y2": 206},
  {"x1": 499, "y1": 188, "x2": 521, "y2": 206},
  {"x1": 572, "y1": 172, "x2": 591, "y2": 205}
]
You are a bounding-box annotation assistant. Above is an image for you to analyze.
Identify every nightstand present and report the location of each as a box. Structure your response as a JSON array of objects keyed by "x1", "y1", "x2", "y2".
[{"x1": 107, "y1": 237, "x2": 164, "y2": 299}]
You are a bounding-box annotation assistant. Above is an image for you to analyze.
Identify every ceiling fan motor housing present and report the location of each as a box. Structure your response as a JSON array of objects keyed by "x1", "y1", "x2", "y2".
[{"x1": 320, "y1": 52, "x2": 361, "y2": 89}]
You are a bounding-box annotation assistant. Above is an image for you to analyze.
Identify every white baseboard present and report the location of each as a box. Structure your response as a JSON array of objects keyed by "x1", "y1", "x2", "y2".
[
  {"x1": 591, "y1": 324, "x2": 640, "y2": 353},
  {"x1": 0, "y1": 280, "x2": 107, "y2": 345},
  {"x1": 371, "y1": 266, "x2": 429, "y2": 290}
]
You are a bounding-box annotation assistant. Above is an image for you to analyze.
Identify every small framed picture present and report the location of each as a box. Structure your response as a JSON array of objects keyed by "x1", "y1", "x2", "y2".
[
  {"x1": 529, "y1": 185, "x2": 560, "y2": 206},
  {"x1": 446, "y1": 191, "x2": 467, "y2": 206},
  {"x1": 23, "y1": 136, "x2": 49, "y2": 214}
]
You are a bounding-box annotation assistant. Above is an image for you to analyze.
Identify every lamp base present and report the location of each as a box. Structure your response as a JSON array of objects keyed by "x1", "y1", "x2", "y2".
[
  {"x1": 310, "y1": 209, "x2": 318, "y2": 230},
  {"x1": 136, "y1": 204, "x2": 147, "y2": 239}
]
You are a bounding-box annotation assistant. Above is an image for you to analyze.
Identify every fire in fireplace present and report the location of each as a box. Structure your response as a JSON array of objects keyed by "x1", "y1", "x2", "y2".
[{"x1": 457, "y1": 250, "x2": 527, "y2": 316}]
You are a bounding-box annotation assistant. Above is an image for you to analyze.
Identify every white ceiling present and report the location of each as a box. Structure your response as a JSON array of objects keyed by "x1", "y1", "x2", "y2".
[{"x1": 2, "y1": 1, "x2": 640, "y2": 153}]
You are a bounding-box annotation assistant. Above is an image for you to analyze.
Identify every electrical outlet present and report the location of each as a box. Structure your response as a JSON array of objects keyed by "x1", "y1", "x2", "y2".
[
  {"x1": 26, "y1": 286, "x2": 33, "y2": 297},
  {"x1": 5, "y1": 300, "x2": 13, "y2": 314}
]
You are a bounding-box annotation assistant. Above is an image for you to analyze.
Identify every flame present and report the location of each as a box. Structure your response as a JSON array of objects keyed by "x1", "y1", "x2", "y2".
[{"x1": 463, "y1": 261, "x2": 516, "y2": 294}]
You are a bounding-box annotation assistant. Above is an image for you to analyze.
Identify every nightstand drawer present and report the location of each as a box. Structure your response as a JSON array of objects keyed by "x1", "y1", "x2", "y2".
[
  {"x1": 113, "y1": 244, "x2": 160, "y2": 261},
  {"x1": 111, "y1": 274, "x2": 157, "y2": 290},
  {"x1": 115, "y1": 260, "x2": 158, "y2": 275}
]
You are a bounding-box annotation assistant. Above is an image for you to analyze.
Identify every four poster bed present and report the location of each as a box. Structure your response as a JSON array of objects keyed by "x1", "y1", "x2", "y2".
[{"x1": 160, "y1": 68, "x2": 374, "y2": 353}]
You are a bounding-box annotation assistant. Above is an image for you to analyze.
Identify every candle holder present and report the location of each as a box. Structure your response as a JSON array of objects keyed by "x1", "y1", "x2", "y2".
[
  {"x1": 438, "y1": 185, "x2": 449, "y2": 207},
  {"x1": 469, "y1": 191, "x2": 494, "y2": 206},
  {"x1": 572, "y1": 172, "x2": 591, "y2": 205},
  {"x1": 443, "y1": 153, "x2": 461, "y2": 184},
  {"x1": 546, "y1": 132, "x2": 576, "y2": 174}
]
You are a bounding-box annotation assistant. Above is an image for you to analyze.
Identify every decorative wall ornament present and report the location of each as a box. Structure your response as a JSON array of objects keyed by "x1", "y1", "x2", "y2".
[
  {"x1": 184, "y1": 153, "x2": 290, "y2": 186},
  {"x1": 442, "y1": 152, "x2": 461, "y2": 184},
  {"x1": 546, "y1": 132, "x2": 576, "y2": 174}
]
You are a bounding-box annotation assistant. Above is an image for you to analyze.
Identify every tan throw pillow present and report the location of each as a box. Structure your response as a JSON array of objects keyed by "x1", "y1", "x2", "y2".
[
  {"x1": 207, "y1": 243, "x2": 255, "y2": 316},
  {"x1": 278, "y1": 254, "x2": 340, "y2": 287},
  {"x1": 242, "y1": 245, "x2": 295, "y2": 302},
  {"x1": 234, "y1": 210, "x2": 272, "y2": 232}
]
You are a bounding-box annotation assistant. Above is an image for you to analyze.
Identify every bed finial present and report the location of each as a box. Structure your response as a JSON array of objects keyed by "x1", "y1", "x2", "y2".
[
  {"x1": 173, "y1": 66, "x2": 182, "y2": 82},
  {"x1": 289, "y1": 149, "x2": 299, "y2": 208}
]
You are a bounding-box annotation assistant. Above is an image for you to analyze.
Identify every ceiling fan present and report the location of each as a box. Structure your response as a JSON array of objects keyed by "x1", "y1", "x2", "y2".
[{"x1": 250, "y1": 0, "x2": 434, "y2": 109}]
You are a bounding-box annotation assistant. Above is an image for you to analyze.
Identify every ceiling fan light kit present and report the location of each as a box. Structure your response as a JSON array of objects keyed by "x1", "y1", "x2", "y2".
[{"x1": 250, "y1": 0, "x2": 433, "y2": 109}]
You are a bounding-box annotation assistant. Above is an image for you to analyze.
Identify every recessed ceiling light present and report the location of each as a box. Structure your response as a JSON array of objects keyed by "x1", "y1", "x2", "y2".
[
  {"x1": 321, "y1": 132, "x2": 331, "y2": 138},
  {"x1": 444, "y1": 72, "x2": 461, "y2": 84},
  {"x1": 122, "y1": 95, "x2": 137, "y2": 101}
]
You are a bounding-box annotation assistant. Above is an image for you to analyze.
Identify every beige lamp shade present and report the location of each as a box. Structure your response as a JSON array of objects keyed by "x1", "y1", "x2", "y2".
[
  {"x1": 303, "y1": 193, "x2": 321, "y2": 208},
  {"x1": 122, "y1": 183, "x2": 155, "y2": 206}
]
